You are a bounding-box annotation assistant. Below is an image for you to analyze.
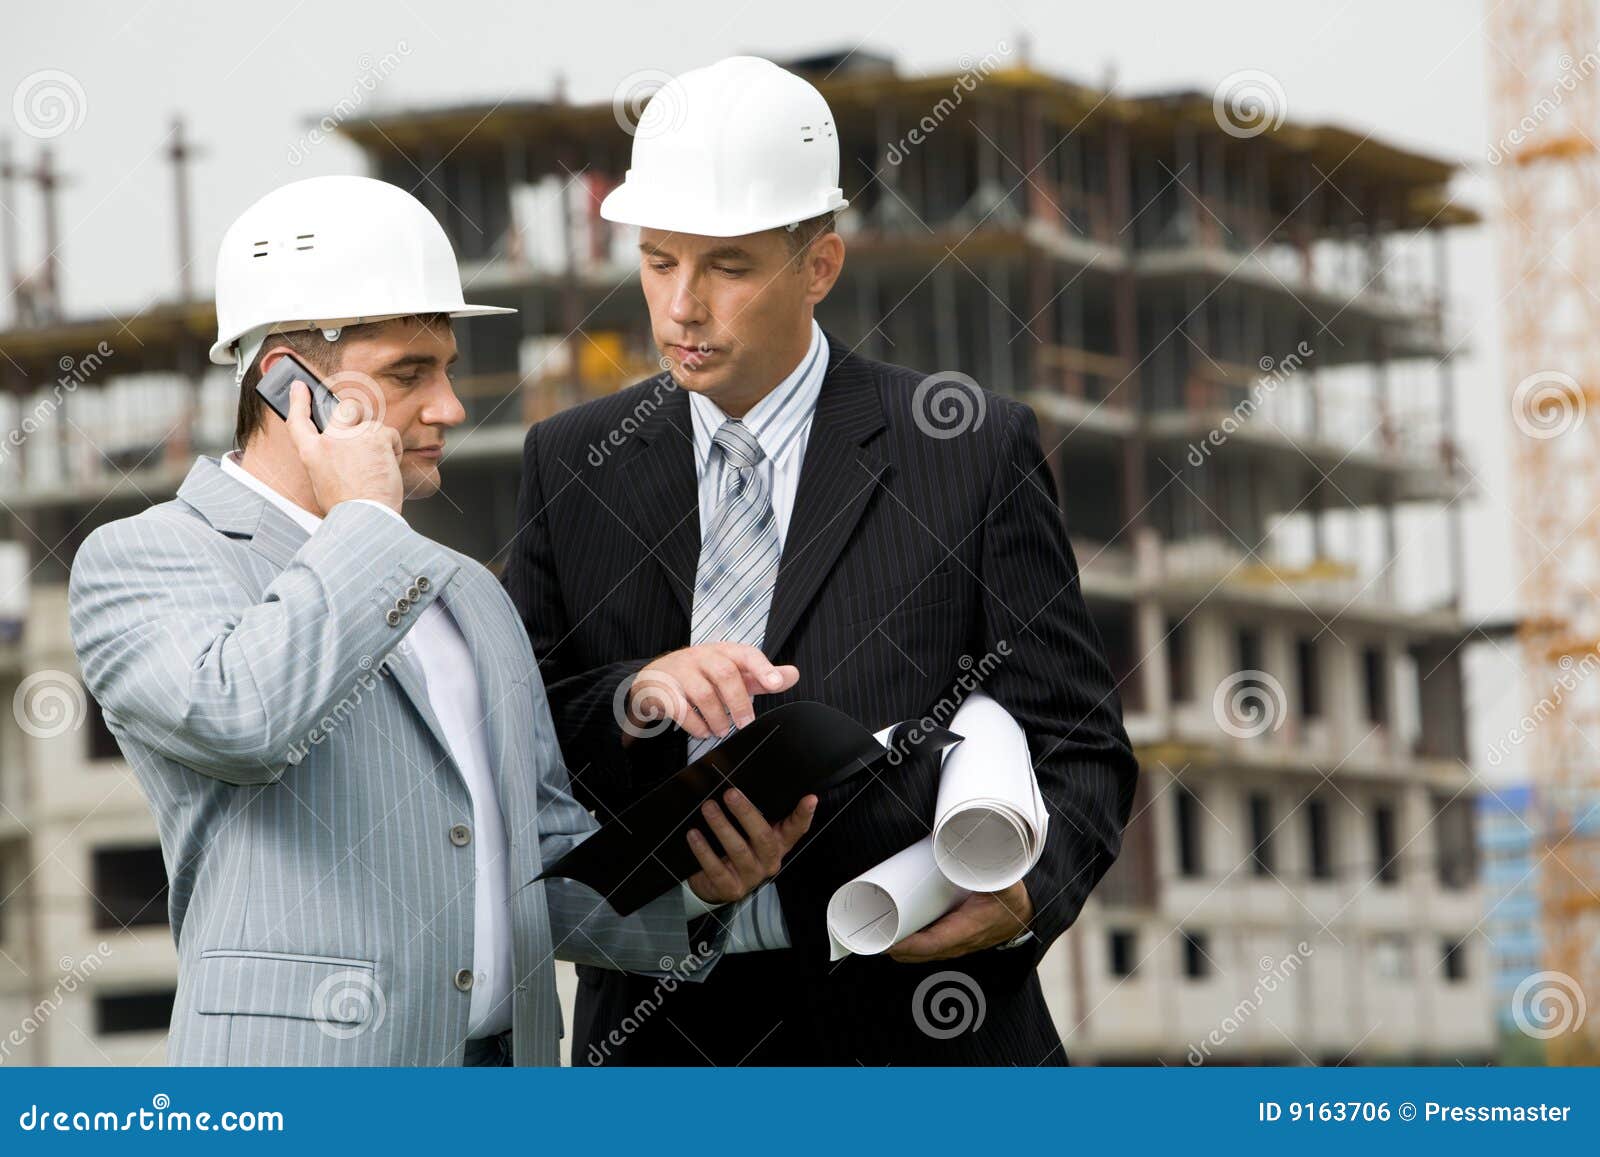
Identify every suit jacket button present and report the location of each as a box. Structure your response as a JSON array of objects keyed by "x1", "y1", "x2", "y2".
[
  {"x1": 454, "y1": 968, "x2": 474, "y2": 992},
  {"x1": 416, "y1": 576, "x2": 431, "y2": 593},
  {"x1": 385, "y1": 608, "x2": 402, "y2": 627},
  {"x1": 396, "y1": 596, "x2": 411, "y2": 613},
  {"x1": 450, "y1": 823, "x2": 472, "y2": 847},
  {"x1": 406, "y1": 584, "x2": 421, "y2": 603}
]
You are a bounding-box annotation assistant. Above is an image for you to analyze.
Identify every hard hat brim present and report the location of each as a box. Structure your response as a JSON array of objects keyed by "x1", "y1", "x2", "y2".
[
  {"x1": 599, "y1": 182, "x2": 848, "y2": 240},
  {"x1": 208, "y1": 302, "x2": 517, "y2": 366}
]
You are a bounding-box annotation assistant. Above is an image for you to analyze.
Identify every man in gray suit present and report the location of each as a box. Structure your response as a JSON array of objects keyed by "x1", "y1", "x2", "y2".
[{"x1": 67, "y1": 176, "x2": 813, "y2": 1067}]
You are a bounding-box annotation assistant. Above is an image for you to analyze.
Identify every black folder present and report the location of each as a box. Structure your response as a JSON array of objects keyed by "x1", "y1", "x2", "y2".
[{"x1": 538, "y1": 700, "x2": 958, "y2": 916}]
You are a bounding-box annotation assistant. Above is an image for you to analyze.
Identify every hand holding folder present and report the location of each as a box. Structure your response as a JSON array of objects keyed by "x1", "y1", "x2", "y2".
[{"x1": 537, "y1": 701, "x2": 959, "y2": 916}]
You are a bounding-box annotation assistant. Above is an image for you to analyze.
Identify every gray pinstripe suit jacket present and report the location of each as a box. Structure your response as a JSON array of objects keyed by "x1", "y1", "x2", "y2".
[{"x1": 67, "y1": 456, "x2": 705, "y2": 1066}]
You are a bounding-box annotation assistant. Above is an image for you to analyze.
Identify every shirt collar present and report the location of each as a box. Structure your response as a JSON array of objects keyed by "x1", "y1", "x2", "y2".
[
  {"x1": 217, "y1": 450, "x2": 324, "y2": 536},
  {"x1": 689, "y1": 319, "x2": 827, "y2": 473}
]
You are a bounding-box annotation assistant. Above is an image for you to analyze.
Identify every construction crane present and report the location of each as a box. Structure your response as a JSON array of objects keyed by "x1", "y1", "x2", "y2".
[{"x1": 1489, "y1": 0, "x2": 1600, "y2": 1064}]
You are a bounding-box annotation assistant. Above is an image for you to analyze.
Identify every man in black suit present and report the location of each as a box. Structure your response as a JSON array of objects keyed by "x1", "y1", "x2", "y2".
[{"x1": 501, "y1": 55, "x2": 1136, "y2": 1065}]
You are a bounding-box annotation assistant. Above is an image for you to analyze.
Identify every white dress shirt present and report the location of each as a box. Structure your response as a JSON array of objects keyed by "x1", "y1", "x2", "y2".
[
  {"x1": 682, "y1": 319, "x2": 828, "y2": 950},
  {"x1": 689, "y1": 319, "x2": 827, "y2": 547},
  {"x1": 218, "y1": 451, "x2": 515, "y2": 1038}
]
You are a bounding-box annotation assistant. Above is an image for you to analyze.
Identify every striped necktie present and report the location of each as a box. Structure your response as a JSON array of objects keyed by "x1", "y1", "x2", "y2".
[
  {"x1": 688, "y1": 418, "x2": 781, "y2": 763},
  {"x1": 688, "y1": 419, "x2": 791, "y2": 951}
]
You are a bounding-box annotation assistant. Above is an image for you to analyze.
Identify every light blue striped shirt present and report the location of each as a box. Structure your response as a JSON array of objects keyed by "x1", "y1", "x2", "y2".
[{"x1": 684, "y1": 318, "x2": 828, "y2": 952}]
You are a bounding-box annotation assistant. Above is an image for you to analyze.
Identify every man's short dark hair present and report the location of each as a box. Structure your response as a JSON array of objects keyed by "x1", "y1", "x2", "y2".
[
  {"x1": 783, "y1": 210, "x2": 837, "y2": 263},
  {"x1": 232, "y1": 313, "x2": 450, "y2": 449},
  {"x1": 234, "y1": 328, "x2": 341, "y2": 449}
]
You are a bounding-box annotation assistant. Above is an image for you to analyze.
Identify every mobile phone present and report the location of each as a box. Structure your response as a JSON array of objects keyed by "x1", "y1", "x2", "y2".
[{"x1": 254, "y1": 351, "x2": 342, "y2": 433}]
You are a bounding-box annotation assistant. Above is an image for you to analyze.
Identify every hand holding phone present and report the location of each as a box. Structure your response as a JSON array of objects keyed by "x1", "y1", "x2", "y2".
[
  {"x1": 280, "y1": 378, "x2": 406, "y2": 516},
  {"x1": 255, "y1": 351, "x2": 342, "y2": 432}
]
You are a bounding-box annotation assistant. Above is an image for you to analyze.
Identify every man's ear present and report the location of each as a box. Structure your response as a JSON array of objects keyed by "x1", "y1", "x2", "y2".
[
  {"x1": 257, "y1": 345, "x2": 300, "y2": 378},
  {"x1": 800, "y1": 233, "x2": 851, "y2": 305},
  {"x1": 802, "y1": 232, "x2": 845, "y2": 305}
]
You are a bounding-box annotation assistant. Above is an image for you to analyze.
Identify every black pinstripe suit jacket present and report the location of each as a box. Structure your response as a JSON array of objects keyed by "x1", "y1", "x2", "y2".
[{"x1": 502, "y1": 330, "x2": 1138, "y2": 1065}]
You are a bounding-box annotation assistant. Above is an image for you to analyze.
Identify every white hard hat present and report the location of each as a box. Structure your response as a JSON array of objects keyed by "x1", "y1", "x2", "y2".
[
  {"x1": 600, "y1": 56, "x2": 849, "y2": 238},
  {"x1": 210, "y1": 174, "x2": 514, "y2": 372}
]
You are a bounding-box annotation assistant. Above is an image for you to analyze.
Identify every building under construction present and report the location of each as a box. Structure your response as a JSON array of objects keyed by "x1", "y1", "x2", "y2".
[{"x1": 0, "y1": 50, "x2": 1494, "y2": 1064}]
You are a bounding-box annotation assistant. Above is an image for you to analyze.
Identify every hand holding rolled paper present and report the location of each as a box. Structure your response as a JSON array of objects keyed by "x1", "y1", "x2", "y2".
[
  {"x1": 826, "y1": 835, "x2": 968, "y2": 959},
  {"x1": 886, "y1": 879, "x2": 1032, "y2": 963},
  {"x1": 826, "y1": 692, "x2": 1046, "y2": 960}
]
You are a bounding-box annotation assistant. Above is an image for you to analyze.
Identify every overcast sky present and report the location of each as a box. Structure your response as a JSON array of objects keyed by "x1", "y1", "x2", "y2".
[{"x1": 4, "y1": 0, "x2": 1533, "y2": 777}]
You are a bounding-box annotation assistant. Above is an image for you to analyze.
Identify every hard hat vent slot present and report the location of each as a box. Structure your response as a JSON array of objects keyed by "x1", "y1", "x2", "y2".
[
  {"x1": 251, "y1": 240, "x2": 269, "y2": 258},
  {"x1": 295, "y1": 233, "x2": 316, "y2": 251}
]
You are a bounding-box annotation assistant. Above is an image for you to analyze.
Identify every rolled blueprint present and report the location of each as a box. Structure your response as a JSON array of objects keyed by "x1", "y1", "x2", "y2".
[
  {"x1": 931, "y1": 692, "x2": 1048, "y2": 891},
  {"x1": 826, "y1": 836, "x2": 969, "y2": 960},
  {"x1": 827, "y1": 694, "x2": 1045, "y2": 959}
]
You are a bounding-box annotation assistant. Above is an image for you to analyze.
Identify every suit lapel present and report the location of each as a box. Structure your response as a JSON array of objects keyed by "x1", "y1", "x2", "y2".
[
  {"x1": 377, "y1": 645, "x2": 465, "y2": 786},
  {"x1": 243, "y1": 503, "x2": 310, "y2": 571},
  {"x1": 176, "y1": 456, "x2": 469, "y2": 789},
  {"x1": 617, "y1": 379, "x2": 700, "y2": 619},
  {"x1": 764, "y1": 334, "x2": 889, "y2": 658},
  {"x1": 178, "y1": 456, "x2": 337, "y2": 575}
]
